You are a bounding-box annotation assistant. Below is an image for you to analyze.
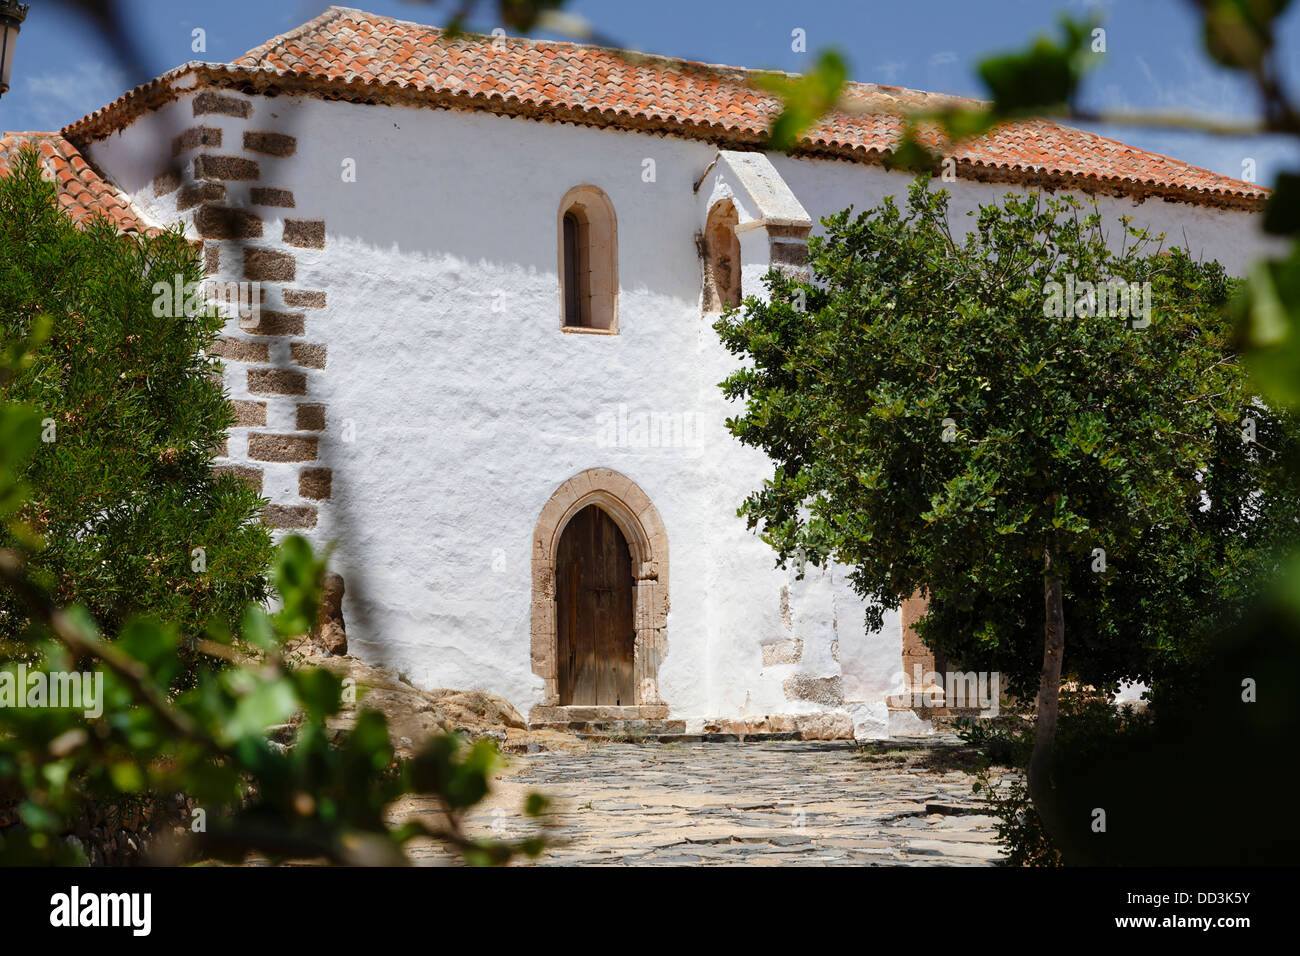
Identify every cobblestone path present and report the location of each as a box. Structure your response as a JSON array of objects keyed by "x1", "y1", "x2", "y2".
[{"x1": 402, "y1": 737, "x2": 1007, "y2": 866}]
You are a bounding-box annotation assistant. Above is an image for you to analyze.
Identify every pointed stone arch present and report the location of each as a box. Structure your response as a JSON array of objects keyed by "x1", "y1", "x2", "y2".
[{"x1": 530, "y1": 468, "x2": 669, "y2": 721}]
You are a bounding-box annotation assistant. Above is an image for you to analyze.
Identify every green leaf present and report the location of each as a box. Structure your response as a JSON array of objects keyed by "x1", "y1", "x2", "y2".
[
  {"x1": 227, "y1": 677, "x2": 298, "y2": 741},
  {"x1": 977, "y1": 16, "x2": 1098, "y2": 115},
  {"x1": 524, "y1": 792, "x2": 551, "y2": 817},
  {"x1": 293, "y1": 666, "x2": 344, "y2": 722},
  {"x1": 0, "y1": 405, "x2": 41, "y2": 519},
  {"x1": 109, "y1": 761, "x2": 145, "y2": 793},
  {"x1": 240, "y1": 605, "x2": 277, "y2": 652},
  {"x1": 1262, "y1": 171, "x2": 1300, "y2": 236},
  {"x1": 1202, "y1": 0, "x2": 1289, "y2": 70},
  {"x1": 271, "y1": 535, "x2": 325, "y2": 637},
  {"x1": 115, "y1": 616, "x2": 180, "y2": 679},
  {"x1": 757, "y1": 50, "x2": 849, "y2": 151},
  {"x1": 1239, "y1": 256, "x2": 1300, "y2": 406},
  {"x1": 884, "y1": 127, "x2": 938, "y2": 173}
]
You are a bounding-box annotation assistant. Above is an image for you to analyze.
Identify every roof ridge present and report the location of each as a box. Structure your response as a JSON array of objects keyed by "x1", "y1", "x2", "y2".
[
  {"x1": 239, "y1": 5, "x2": 767, "y2": 80},
  {"x1": 241, "y1": 4, "x2": 979, "y2": 108},
  {"x1": 234, "y1": 5, "x2": 355, "y2": 66}
]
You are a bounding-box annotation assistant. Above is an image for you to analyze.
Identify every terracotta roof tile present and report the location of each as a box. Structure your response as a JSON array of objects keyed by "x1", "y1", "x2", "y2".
[
  {"x1": 0, "y1": 131, "x2": 158, "y2": 234},
  {"x1": 221, "y1": 6, "x2": 1267, "y2": 208},
  {"x1": 50, "y1": 6, "x2": 1268, "y2": 216}
]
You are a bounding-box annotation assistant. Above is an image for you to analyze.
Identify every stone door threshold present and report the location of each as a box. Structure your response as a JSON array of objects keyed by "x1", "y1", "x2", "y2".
[{"x1": 529, "y1": 704, "x2": 669, "y2": 724}]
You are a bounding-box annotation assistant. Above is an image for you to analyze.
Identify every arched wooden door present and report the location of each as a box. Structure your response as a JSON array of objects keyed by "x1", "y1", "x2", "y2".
[{"x1": 556, "y1": 504, "x2": 636, "y2": 706}]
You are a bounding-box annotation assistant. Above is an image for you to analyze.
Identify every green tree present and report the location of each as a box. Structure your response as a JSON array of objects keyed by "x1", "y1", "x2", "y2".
[
  {"x1": 0, "y1": 146, "x2": 272, "y2": 653},
  {"x1": 916, "y1": 370, "x2": 1300, "y2": 695},
  {"x1": 714, "y1": 180, "x2": 1300, "y2": 829},
  {"x1": 0, "y1": 146, "x2": 549, "y2": 864}
]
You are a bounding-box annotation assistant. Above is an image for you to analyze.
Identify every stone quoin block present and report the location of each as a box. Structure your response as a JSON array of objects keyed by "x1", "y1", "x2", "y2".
[
  {"x1": 243, "y1": 248, "x2": 295, "y2": 282},
  {"x1": 213, "y1": 464, "x2": 263, "y2": 492},
  {"x1": 761, "y1": 638, "x2": 804, "y2": 667},
  {"x1": 193, "y1": 91, "x2": 251, "y2": 118},
  {"x1": 172, "y1": 125, "x2": 222, "y2": 156},
  {"x1": 290, "y1": 342, "x2": 327, "y2": 369},
  {"x1": 193, "y1": 155, "x2": 260, "y2": 182},
  {"x1": 194, "y1": 204, "x2": 263, "y2": 240},
  {"x1": 794, "y1": 712, "x2": 855, "y2": 741},
  {"x1": 239, "y1": 310, "x2": 304, "y2": 337},
  {"x1": 782, "y1": 674, "x2": 845, "y2": 707},
  {"x1": 296, "y1": 403, "x2": 326, "y2": 431},
  {"x1": 177, "y1": 181, "x2": 226, "y2": 212},
  {"x1": 283, "y1": 219, "x2": 326, "y2": 249},
  {"x1": 247, "y1": 432, "x2": 318, "y2": 462},
  {"x1": 203, "y1": 243, "x2": 220, "y2": 275},
  {"x1": 298, "y1": 467, "x2": 332, "y2": 500},
  {"x1": 229, "y1": 399, "x2": 267, "y2": 427},
  {"x1": 243, "y1": 131, "x2": 297, "y2": 157},
  {"x1": 152, "y1": 169, "x2": 180, "y2": 196},
  {"x1": 263, "y1": 504, "x2": 317, "y2": 529},
  {"x1": 283, "y1": 289, "x2": 326, "y2": 309},
  {"x1": 249, "y1": 187, "x2": 295, "y2": 208},
  {"x1": 247, "y1": 368, "x2": 307, "y2": 396},
  {"x1": 770, "y1": 239, "x2": 809, "y2": 268}
]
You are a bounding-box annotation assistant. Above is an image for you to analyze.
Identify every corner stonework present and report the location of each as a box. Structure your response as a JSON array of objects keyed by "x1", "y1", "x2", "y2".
[{"x1": 152, "y1": 87, "x2": 332, "y2": 535}]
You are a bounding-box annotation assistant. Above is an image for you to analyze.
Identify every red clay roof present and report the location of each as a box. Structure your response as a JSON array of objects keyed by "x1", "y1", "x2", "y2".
[
  {"x1": 0, "y1": 131, "x2": 156, "y2": 234},
  {"x1": 224, "y1": 5, "x2": 1265, "y2": 209},
  {"x1": 44, "y1": 5, "x2": 1267, "y2": 215}
]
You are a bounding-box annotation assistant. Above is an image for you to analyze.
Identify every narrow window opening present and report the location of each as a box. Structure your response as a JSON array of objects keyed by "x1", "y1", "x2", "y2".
[
  {"x1": 558, "y1": 186, "x2": 617, "y2": 332},
  {"x1": 563, "y1": 209, "x2": 589, "y2": 327}
]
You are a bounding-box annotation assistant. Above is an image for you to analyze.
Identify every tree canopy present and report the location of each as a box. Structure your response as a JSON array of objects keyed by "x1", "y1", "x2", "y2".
[
  {"x1": 716, "y1": 180, "x2": 1299, "y2": 695},
  {"x1": 0, "y1": 146, "x2": 272, "y2": 653}
]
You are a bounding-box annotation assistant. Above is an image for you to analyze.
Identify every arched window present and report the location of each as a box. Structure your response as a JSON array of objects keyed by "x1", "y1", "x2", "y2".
[
  {"x1": 558, "y1": 185, "x2": 618, "y2": 332},
  {"x1": 702, "y1": 199, "x2": 741, "y2": 312}
]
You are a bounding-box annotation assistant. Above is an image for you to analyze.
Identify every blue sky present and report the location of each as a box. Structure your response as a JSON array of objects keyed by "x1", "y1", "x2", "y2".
[{"x1": 1, "y1": 0, "x2": 1296, "y2": 187}]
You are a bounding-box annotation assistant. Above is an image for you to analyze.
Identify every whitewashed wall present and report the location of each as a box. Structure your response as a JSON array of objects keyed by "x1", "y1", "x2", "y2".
[{"x1": 86, "y1": 90, "x2": 1275, "y2": 735}]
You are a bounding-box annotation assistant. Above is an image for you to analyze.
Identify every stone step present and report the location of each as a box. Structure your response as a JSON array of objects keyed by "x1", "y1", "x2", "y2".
[
  {"x1": 507, "y1": 733, "x2": 816, "y2": 753},
  {"x1": 575, "y1": 731, "x2": 809, "y2": 743},
  {"x1": 529, "y1": 718, "x2": 831, "y2": 742},
  {"x1": 529, "y1": 719, "x2": 687, "y2": 736},
  {"x1": 886, "y1": 706, "x2": 991, "y2": 717}
]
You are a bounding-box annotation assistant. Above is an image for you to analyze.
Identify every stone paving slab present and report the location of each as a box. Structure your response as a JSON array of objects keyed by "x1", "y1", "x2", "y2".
[{"x1": 398, "y1": 736, "x2": 1008, "y2": 866}]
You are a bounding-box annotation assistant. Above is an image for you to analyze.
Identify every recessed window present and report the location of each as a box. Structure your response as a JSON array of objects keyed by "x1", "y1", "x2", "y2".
[
  {"x1": 558, "y1": 185, "x2": 618, "y2": 332},
  {"x1": 702, "y1": 199, "x2": 741, "y2": 312}
]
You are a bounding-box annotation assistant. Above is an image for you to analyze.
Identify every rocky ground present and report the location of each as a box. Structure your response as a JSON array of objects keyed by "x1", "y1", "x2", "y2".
[
  {"x1": 283, "y1": 643, "x2": 584, "y2": 756},
  {"x1": 395, "y1": 736, "x2": 1007, "y2": 866},
  {"x1": 278, "y1": 648, "x2": 1007, "y2": 866}
]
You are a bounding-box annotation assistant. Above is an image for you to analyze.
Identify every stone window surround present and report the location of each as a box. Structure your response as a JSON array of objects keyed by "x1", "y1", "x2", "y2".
[
  {"x1": 556, "y1": 184, "x2": 619, "y2": 334},
  {"x1": 701, "y1": 197, "x2": 741, "y2": 313},
  {"x1": 529, "y1": 468, "x2": 669, "y2": 723}
]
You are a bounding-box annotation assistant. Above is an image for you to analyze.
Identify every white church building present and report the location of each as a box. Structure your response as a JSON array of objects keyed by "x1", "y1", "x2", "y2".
[{"x1": 2, "y1": 6, "x2": 1273, "y2": 738}]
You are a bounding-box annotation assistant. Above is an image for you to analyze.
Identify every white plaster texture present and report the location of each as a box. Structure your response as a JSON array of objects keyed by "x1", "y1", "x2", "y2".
[{"x1": 84, "y1": 90, "x2": 1276, "y2": 735}]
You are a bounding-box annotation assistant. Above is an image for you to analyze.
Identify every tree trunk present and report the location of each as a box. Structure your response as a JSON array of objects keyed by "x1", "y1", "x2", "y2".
[{"x1": 1029, "y1": 542, "x2": 1066, "y2": 842}]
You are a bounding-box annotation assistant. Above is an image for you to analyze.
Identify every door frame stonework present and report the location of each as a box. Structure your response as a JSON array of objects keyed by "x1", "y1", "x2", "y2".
[{"x1": 530, "y1": 468, "x2": 669, "y2": 722}]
